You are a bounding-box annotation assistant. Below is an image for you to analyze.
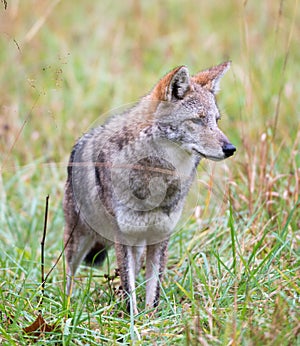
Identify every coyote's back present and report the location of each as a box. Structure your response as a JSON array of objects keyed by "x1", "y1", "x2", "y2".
[{"x1": 63, "y1": 61, "x2": 236, "y2": 314}]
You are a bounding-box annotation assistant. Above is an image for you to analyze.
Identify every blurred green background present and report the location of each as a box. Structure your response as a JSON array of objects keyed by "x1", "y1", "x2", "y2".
[
  {"x1": 1, "y1": 0, "x2": 299, "y2": 164},
  {"x1": 0, "y1": 1, "x2": 299, "y2": 344}
]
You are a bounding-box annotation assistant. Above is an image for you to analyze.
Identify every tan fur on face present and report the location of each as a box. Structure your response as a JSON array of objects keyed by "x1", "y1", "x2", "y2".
[{"x1": 151, "y1": 66, "x2": 187, "y2": 101}]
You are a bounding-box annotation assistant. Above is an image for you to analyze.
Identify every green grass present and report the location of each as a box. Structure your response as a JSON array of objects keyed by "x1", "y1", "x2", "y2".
[{"x1": 0, "y1": 0, "x2": 299, "y2": 344}]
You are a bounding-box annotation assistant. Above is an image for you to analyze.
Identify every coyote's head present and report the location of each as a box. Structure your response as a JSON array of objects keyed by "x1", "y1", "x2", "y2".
[{"x1": 150, "y1": 62, "x2": 236, "y2": 161}]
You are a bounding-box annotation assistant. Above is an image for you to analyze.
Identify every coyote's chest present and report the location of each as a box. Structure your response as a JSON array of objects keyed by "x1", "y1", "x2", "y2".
[{"x1": 94, "y1": 135, "x2": 198, "y2": 239}]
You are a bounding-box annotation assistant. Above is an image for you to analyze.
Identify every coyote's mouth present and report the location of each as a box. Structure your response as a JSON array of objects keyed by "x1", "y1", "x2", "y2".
[
  {"x1": 192, "y1": 148, "x2": 224, "y2": 161},
  {"x1": 192, "y1": 148, "x2": 207, "y2": 158}
]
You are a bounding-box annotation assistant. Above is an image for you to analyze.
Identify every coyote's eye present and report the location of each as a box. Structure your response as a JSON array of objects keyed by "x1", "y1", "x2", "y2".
[{"x1": 190, "y1": 118, "x2": 203, "y2": 125}]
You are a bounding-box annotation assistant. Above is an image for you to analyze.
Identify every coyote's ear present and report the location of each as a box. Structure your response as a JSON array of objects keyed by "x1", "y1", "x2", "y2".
[
  {"x1": 152, "y1": 66, "x2": 191, "y2": 101},
  {"x1": 192, "y1": 61, "x2": 231, "y2": 94}
]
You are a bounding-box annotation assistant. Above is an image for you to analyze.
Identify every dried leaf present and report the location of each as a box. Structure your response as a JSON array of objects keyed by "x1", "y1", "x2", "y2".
[{"x1": 23, "y1": 313, "x2": 55, "y2": 336}]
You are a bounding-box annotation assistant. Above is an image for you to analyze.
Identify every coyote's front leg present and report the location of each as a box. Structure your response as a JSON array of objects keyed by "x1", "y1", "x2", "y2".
[
  {"x1": 145, "y1": 239, "x2": 169, "y2": 309},
  {"x1": 114, "y1": 243, "x2": 145, "y2": 315}
]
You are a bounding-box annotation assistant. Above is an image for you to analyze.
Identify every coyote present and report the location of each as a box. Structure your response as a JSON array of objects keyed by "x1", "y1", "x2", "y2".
[{"x1": 63, "y1": 61, "x2": 236, "y2": 314}]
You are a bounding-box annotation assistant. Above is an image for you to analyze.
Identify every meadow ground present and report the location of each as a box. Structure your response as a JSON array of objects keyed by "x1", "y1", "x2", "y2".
[{"x1": 0, "y1": 1, "x2": 299, "y2": 344}]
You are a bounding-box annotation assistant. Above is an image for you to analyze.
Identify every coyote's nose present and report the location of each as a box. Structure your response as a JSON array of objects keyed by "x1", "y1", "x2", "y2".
[{"x1": 223, "y1": 143, "x2": 236, "y2": 158}]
